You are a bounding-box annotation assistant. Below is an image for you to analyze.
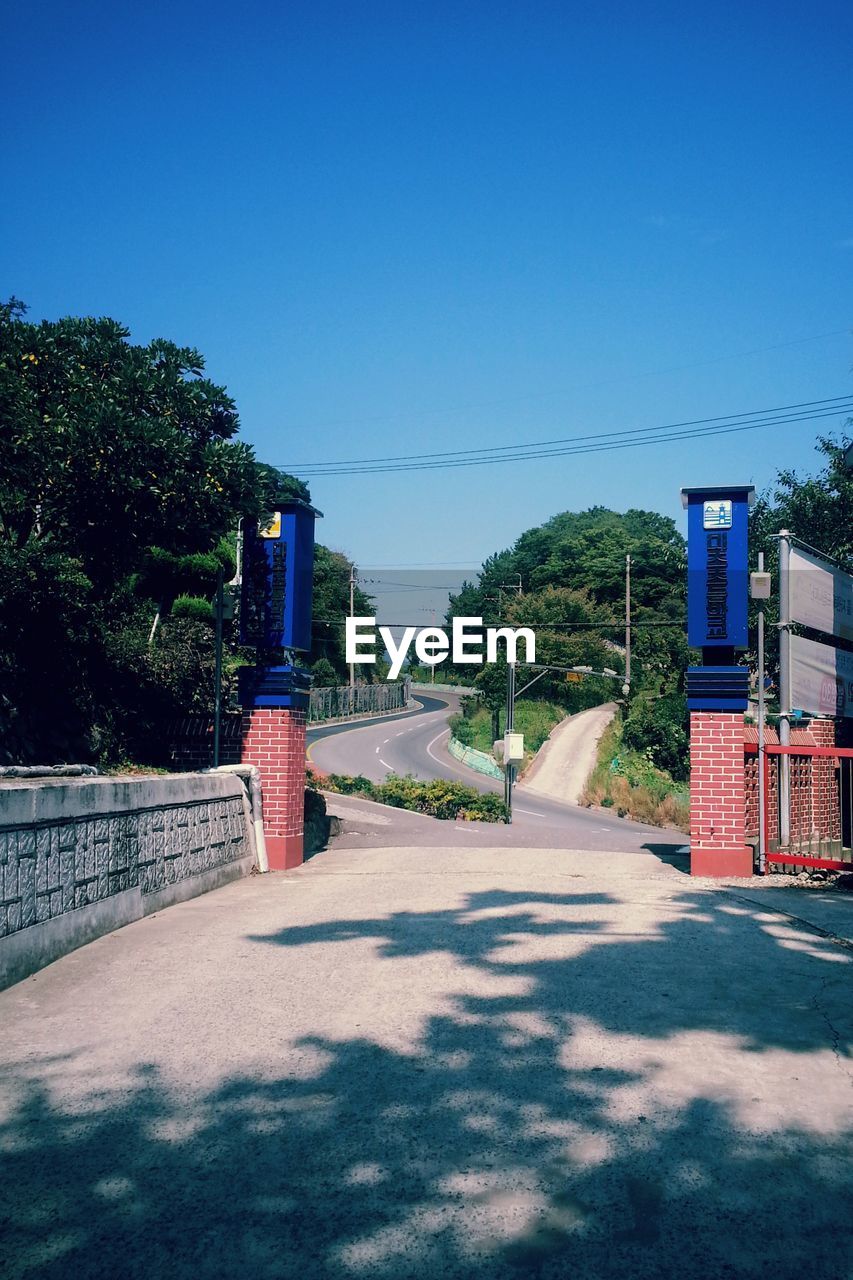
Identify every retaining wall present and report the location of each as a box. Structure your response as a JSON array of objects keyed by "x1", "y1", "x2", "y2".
[
  {"x1": 447, "y1": 736, "x2": 504, "y2": 781},
  {"x1": 0, "y1": 773, "x2": 255, "y2": 990}
]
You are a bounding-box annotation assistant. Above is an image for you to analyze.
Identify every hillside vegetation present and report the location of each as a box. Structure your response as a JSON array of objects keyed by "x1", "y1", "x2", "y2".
[{"x1": 446, "y1": 506, "x2": 690, "y2": 781}]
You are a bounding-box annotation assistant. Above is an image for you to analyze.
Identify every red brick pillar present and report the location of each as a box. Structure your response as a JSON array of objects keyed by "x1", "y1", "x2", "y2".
[
  {"x1": 690, "y1": 711, "x2": 752, "y2": 877},
  {"x1": 806, "y1": 719, "x2": 839, "y2": 851},
  {"x1": 240, "y1": 708, "x2": 307, "y2": 870}
]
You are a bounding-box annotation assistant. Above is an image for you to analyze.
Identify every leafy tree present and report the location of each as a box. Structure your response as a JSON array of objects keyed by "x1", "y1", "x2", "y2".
[
  {"x1": 307, "y1": 546, "x2": 373, "y2": 680},
  {"x1": 0, "y1": 298, "x2": 311, "y2": 762}
]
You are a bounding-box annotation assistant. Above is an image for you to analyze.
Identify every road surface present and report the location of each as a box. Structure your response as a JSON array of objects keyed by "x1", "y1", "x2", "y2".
[
  {"x1": 308, "y1": 693, "x2": 686, "y2": 855},
  {"x1": 2, "y1": 842, "x2": 849, "y2": 1279}
]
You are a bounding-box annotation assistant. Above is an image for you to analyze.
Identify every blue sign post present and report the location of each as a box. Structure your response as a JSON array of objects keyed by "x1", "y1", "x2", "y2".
[
  {"x1": 682, "y1": 485, "x2": 754, "y2": 712},
  {"x1": 238, "y1": 499, "x2": 322, "y2": 710}
]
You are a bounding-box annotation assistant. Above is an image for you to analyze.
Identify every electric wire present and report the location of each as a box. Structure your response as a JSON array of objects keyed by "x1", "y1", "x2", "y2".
[{"x1": 280, "y1": 397, "x2": 853, "y2": 477}]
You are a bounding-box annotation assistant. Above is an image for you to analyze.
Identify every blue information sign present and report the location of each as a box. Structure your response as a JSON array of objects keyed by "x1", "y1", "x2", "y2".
[
  {"x1": 682, "y1": 486, "x2": 754, "y2": 651},
  {"x1": 240, "y1": 500, "x2": 321, "y2": 652}
]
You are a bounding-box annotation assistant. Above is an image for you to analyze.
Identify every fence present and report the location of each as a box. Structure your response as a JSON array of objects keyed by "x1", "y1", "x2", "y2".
[
  {"x1": 745, "y1": 741, "x2": 853, "y2": 871},
  {"x1": 308, "y1": 679, "x2": 411, "y2": 724}
]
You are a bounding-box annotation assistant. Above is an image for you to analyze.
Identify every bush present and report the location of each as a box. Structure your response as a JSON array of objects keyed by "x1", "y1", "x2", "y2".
[
  {"x1": 448, "y1": 713, "x2": 475, "y2": 746},
  {"x1": 171, "y1": 595, "x2": 214, "y2": 623},
  {"x1": 310, "y1": 657, "x2": 338, "y2": 688},
  {"x1": 622, "y1": 692, "x2": 689, "y2": 781},
  {"x1": 581, "y1": 715, "x2": 689, "y2": 832},
  {"x1": 308, "y1": 768, "x2": 508, "y2": 823}
]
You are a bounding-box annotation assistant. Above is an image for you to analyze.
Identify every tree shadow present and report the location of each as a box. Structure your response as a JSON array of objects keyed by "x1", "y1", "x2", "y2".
[
  {"x1": 1, "y1": 883, "x2": 851, "y2": 1278},
  {"x1": 641, "y1": 842, "x2": 690, "y2": 873}
]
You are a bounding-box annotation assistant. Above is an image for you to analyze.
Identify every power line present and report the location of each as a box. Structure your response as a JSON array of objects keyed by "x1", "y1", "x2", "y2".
[
  {"x1": 283, "y1": 394, "x2": 853, "y2": 471},
  {"x1": 270, "y1": 327, "x2": 851, "y2": 436},
  {"x1": 283, "y1": 400, "x2": 853, "y2": 477},
  {"x1": 313, "y1": 618, "x2": 685, "y2": 629}
]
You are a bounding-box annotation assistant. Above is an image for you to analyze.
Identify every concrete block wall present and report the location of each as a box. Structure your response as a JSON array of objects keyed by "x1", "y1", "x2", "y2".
[{"x1": 0, "y1": 773, "x2": 255, "y2": 989}]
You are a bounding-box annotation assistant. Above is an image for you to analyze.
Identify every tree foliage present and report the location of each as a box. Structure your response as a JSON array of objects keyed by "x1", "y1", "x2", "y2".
[{"x1": 0, "y1": 299, "x2": 312, "y2": 763}]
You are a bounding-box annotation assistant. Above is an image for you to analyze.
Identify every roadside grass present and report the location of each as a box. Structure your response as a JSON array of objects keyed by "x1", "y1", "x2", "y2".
[
  {"x1": 449, "y1": 699, "x2": 565, "y2": 765},
  {"x1": 307, "y1": 767, "x2": 508, "y2": 823},
  {"x1": 581, "y1": 714, "x2": 690, "y2": 832}
]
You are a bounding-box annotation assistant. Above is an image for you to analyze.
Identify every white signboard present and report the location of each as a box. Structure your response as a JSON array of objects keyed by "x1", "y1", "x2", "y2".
[
  {"x1": 790, "y1": 634, "x2": 853, "y2": 720},
  {"x1": 790, "y1": 546, "x2": 853, "y2": 642},
  {"x1": 703, "y1": 500, "x2": 733, "y2": 530}
]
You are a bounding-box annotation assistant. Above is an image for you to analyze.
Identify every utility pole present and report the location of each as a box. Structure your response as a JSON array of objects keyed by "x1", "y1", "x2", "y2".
[
  {"x1": 349, "y1": 563, "x2": 356, "y2": 692},
  {"x1": 778, "y1": 530, "x2": 791, "y2": 848},
  {"x1": 504, "y1": 660, "x2": 516, "y2": 821},
  {"x1": 755, "y1": 552, "x2": 768, "y2": 874},
  {"x1": 624, "y1": 554, "x2": 632, "y2": 699},
  {"x1": 213, "y1": 566, "x2": 224, "y2": 768}
]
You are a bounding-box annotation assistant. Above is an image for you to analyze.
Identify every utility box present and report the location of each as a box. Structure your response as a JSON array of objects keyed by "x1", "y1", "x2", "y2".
[
  {"x1": 750, "y1": 571, "x2": 772, "y2": 599},
  {"x1": 504, "y1": 732, "x2": 524, "y2": 763}
]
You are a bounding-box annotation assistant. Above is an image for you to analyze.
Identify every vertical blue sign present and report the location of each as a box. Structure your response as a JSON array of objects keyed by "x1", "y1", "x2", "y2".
[
  {"x1": 682, "y1": 486, "x2": 754, "y2": 651},
  {"x1": 240, "y1": 500, "x2": 321, "y2": 652}
]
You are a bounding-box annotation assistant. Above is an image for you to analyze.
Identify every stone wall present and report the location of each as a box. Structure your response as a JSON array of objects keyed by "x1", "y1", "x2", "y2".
[{"x1": 0, "y1": 773, "x2": 256, "y2": 990}]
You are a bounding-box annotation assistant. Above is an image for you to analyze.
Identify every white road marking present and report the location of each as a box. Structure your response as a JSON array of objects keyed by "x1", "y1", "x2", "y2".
[
  {"x1": 375, "y1": 746, "x2": 381, "y2": 754},
  {"x1": 515, "y1": 807, "x2": 547, "y2": 818},
  {"x1": 383, "y1": 737, "x2": 391, "y2": 744},
  {"x1": 379, "y1": 757, "x2": 393, "y2": 770},
  {"x1": 426, "y1": 727, "x2": 450, "y2": 764}
]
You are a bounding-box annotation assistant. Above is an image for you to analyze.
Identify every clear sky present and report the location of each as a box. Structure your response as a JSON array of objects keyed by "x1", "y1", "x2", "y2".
[{"x1": 4, "y1": 0, "x2": 852, "y2": 581}]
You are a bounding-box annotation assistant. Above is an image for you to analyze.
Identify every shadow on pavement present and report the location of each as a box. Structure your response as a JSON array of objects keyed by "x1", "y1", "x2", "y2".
[
  {"x1": 641, "y1": 842, "x2": 690, "y2": 873},
  {"x1": 1, "y1": 884, "x2": 850, "y2": 1279}
]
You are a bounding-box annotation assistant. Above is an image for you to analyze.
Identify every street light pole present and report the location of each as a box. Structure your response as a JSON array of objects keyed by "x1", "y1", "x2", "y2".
[
  {"x1": 756, "y1": 552, "x2": 767, "y2": 874},
  {"x1": 504, "y1": 660, "x2": 516, "y2": 822},
  {"x1": 349, "y1": 563, "x2": 356, "y2": 693},
  {"x1": 625, "y1": 553, "x2": 632, "y2": 698},
  {"x1": 778, "y1": 530, "x2": 791, "y2": 848},
  {"x1": 213, "y1": 566, "x2": 224, "y2": 768}
]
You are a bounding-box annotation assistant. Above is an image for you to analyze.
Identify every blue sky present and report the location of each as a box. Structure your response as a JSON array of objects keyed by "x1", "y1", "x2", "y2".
[{"x1": 4, "y1": 0, "x2": 852, "y2": 581}]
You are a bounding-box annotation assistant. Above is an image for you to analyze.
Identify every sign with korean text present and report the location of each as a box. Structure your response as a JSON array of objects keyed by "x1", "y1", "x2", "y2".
[
  {"x1": 682, "y1": 486, "x2": 754, "y2": 650},
  {"x1": 791, "y1": 633, "x2": 853, "y2": 720},
  {"x1": 240, "y1": 502, "x2": 318, "y2": 652},
  {"x1": 789, "y1": 546, "x2": 853, "y2": 643}
]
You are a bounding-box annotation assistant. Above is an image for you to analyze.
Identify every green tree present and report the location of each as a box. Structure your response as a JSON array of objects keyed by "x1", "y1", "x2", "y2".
[
  {"x1": 307, "y1": 546, "x2": 373, "y2": 680},
  {"x1": 0, "y1": 299, "x2": 309, "y2": 762}
]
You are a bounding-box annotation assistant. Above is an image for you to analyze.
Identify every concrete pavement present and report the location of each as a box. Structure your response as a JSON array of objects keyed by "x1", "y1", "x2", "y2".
[
  {"x1": 1, "y1": 839, "x2": 851, "y2": 1279},
  {"x1": 521, "y1": 702, "x2": 618, "y2": 805}
]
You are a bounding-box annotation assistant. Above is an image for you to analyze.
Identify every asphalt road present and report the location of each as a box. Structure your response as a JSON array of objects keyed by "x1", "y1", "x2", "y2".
[{"x1": 308, "y1": 693, "x2": 687, "y2": 855}]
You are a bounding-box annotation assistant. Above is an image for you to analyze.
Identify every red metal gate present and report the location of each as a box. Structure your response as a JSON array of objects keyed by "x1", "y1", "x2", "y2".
[{"x1": 746, "y1": 743, "x2": 853, "y2": 871}]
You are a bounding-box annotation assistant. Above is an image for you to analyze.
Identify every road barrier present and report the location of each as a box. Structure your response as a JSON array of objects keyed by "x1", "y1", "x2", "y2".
[
  {"x1": 448, "y1": 736, "x2": 504, "y2": 781},
  {"x1": 309, "y1": 679, "x2": 411, "y2": 724}
]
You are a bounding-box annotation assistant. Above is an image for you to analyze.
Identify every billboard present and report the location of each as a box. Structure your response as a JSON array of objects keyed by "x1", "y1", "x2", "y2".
[
  {"x1": 790, "y1": 546, "x2": 853, "y2": 642},
  {"x1": 682, "y1": 486, "x2": 754, "y2": 650},
  {"x1": 790, "y1": 634, "x2": 853, "y2": 720}
]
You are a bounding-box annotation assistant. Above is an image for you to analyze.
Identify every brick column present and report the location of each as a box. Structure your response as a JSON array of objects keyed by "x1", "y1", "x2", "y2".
[
  {"x1": 240, "y1": 707, "x2": 307, "y2": 870},
  {"x1": 805, "y1": 719, "x2": 840, "y2": 852},
  {"x1": 690, "y1": 711, "x2": 752, "y2": 877}
]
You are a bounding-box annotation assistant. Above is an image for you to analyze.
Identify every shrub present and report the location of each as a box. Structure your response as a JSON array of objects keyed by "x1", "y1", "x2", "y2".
[
  {"x1": 622, "y1": 692, "x2": 689, "y2": 781},
  {"x1": 171, "y1": 595, "x2": 214, "y2": 624},
  {"x1": 309, "y1": 768, "x2": 508, "y2": 823}
]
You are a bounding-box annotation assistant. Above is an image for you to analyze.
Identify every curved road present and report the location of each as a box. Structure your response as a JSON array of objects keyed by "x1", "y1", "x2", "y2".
[{"x1": 308, "y1": 693, "x2": 688, "y2": 855}]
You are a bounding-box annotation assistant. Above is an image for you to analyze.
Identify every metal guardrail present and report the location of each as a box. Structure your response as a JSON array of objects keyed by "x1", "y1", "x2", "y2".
[
  {"x1": 308, "y1": 679, "x2": 411, "y2": 723},
  {"x1": 410, "y1": 682, "x2": 477, "y2": 695}
]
